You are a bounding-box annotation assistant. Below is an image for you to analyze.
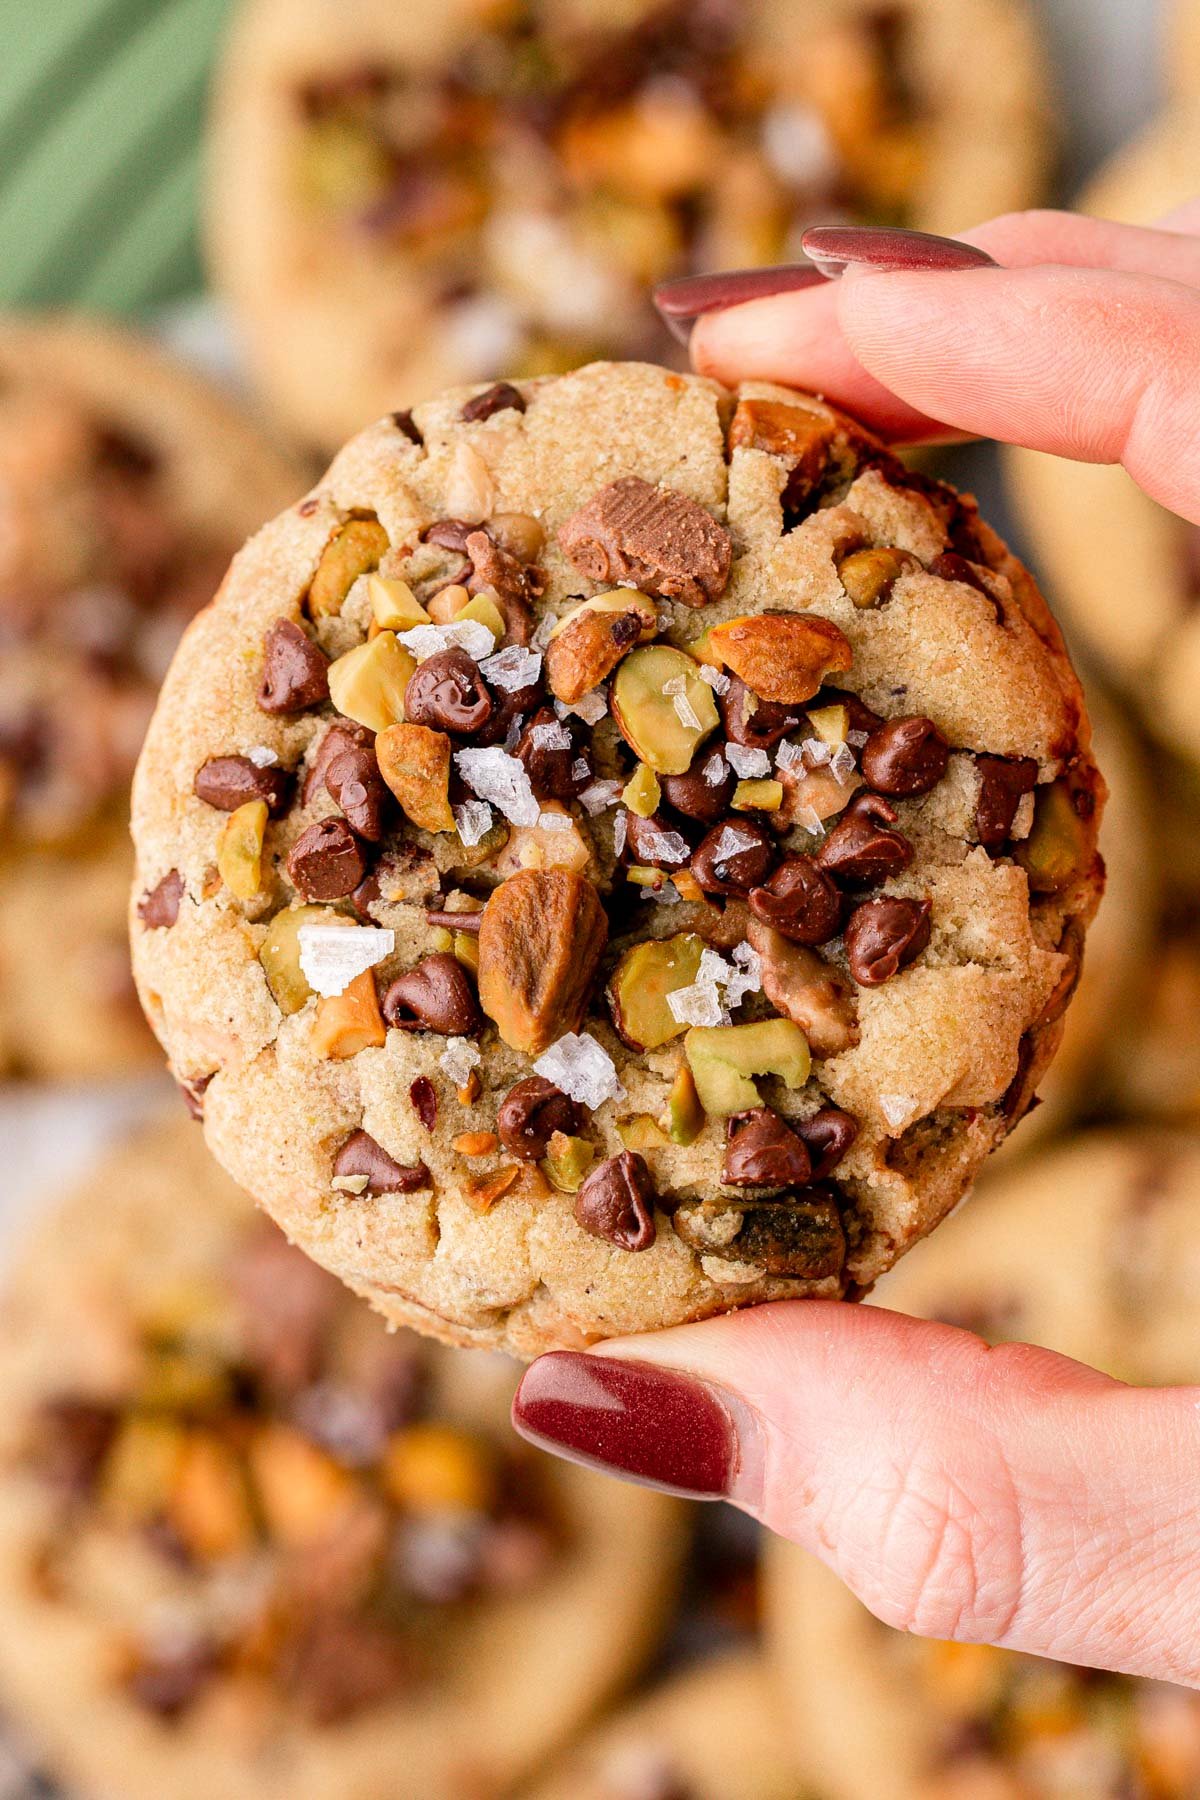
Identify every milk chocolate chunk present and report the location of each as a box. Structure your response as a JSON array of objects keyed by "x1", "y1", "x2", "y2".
[{"x1": 558, "y1": 477, "x2": 731, "y2": 607}]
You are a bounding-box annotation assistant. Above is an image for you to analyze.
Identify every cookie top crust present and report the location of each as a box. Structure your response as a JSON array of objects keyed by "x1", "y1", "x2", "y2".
[{"x1": 131, "y1": 362, "x2": 1102, "y2": 1358}]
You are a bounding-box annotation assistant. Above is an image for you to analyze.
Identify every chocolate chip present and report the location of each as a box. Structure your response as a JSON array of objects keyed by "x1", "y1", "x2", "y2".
[
  {"x1": 381, "y1": 953, "x2": 481, "y2": 1035},
  {"x1": 574, "y1": 1151, "x2": 656, "y2": 1252},
  {"x1": 461, "y1": 381, "x2": 526, "y2": 422},
  {"x1": 325, "y1": 744, "x2": 389, "y2": 841},
  {"x1": 392, "y1": 409, "x2": 423, "y2": 444},
  {"x1": 258, "y1": 618, "x2": 330, "y2": 714},
  {"x1": 303, "y1": 722, "x2": 375, "y2": 805},
  {"x1": 660, "y1": 748, "x2": 737, "y2": 823},
  {"x1": 845, "y1": 896, "x2": 931, "y2": 986},
  {"x1": 31, "y1": 1397, "x2": 119, "y2": 1495},
  {"x1": 930, "y1": 550, "x2": 1001, "y2": 618},
  {"x1": 795, "y1": 1108, "x2": 859, "y2": 1179},
  {"x1": 333, "y1": 1129, "x2": 430, "y2": 1194},
  {"x1": 178, "y1": 1072, "x2": 214, "y2": 1122},
  {"x1": 720, "y1": 675, "x2": 803, "y2": 749},
  {"x1": 691, "y1": 818, "x2": 776, "y2": 896},
  {"x1": 137, "y1": 868, "x2": 184, "y2": 928},
  {"x1": 974, "y1": 755, "x2": 1039, "y2": 849},
  {"x1": 194, "y1": 755, "x2": 290, "y2": 816},
  {"x1": 623, "y1": 809, "x2": 694, "y2": 869},
  {"x1": 497, "y1": 1076, "x2": 583, "y2": 1161},
  {"x1": 723, "y1": 1108, "x2": 813, "y2": 1187},
  {"x1": 816, "y1": 793, "x2": 913, "y2": 882},
  {"x1": 284, "y1": 1617, "x2": 412, "y2": 1727},
  {"x1": 404, "y1": 647, "x2": 493, "y2": 734},
  {"x1": 126, "y1": 1641, "x2": 219, "y2": 1721},
  {"x1": 558, "y1": 476, "x2": 732, "y2": 607},
  {"x1": 286, "y1": 818, "x2": 367, "y2": 900},
  {"x1": 473, "y1": 673, "x2": 541, "y2": 747},
  {"x1": 514, "y1": 707, "x2": 588, "y2": 801},
  {"x1": 423, "y1": 518, "x2": 477, "y2": 553},
  {"x1": 860, "y1": 716, "x2": 949, "y2": 797},
  {"x1": 410, "y1": 1075, "x2": 438, "y2": 1131},
  {"x1": 465, "y1": 530, "x2": 538, "y2": 646},
  {"x1": 833, "y1": 691, "x2": 885, "y2": 737},
  {"x1": 748, "y1": 856, "x2": 841, "y2": 944}
]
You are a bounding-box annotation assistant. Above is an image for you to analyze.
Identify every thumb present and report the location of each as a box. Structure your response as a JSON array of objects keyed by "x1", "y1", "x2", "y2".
[{"x1": 512, "y1": 1303, "x2": 1200, "y2": 1685}]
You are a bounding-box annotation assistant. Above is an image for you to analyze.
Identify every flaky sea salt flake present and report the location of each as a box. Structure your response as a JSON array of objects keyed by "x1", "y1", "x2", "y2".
[
  {"x1": 399, "y1": 620, "x2": 495, "y2": 664},
  {"x1": 880, "y1": 1093, "x2": 917, "y2": 1130},
  {"x1": 453, "y1": 799, "x2": 494, "y2": 846},
  {"x1": 531, "y1": 720, "x2": 572, "y2": 751},
  {"x1": 556, "y1": 687, "x2": 607, "y2": 725},
  {"x1": 579, "y1": 779, "x2": 622, "y2": 816},
  {"x1": 667, "y1": 982, "x2": 728, "y2": 1027},
  {"x1": 533, "y1": 1033, "x2": 626, "y2": 1107},
  {"x1": 725, "y1": 743, "x2": 771, "y2": 779},
  {"x1": 454, "y1": 747, "x2": 540, "y2": 825},
  {"x1": 661, "y1": 674, "x2": 702, "y2": 732},
  {"x1": 480, "y1": 645, "x2": 542, "y2": 690},
  {"x1": 439, "y1": 1038, "x2": 482, "y2": 1087},
  {"x1": 698, "y1": 663, "x2": 730, "y2": 694},
  {"x1": 245, "y1": 745, "x2": 278, "y2": 768},
  {"x1": 297, "y1": 925, "x2": 395, "y2": 998}
]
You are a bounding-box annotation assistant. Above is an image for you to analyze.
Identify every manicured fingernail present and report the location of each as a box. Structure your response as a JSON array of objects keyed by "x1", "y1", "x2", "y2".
[
  {"x1": 653, "y1": 264, "x2": 826, "y2": 339},
  {"x1": 512, "y1": 1352, "x2": 757, "y2": 1501},
  {"x1": 801, "y1": 225, "x2": 998, "y2": 279}
]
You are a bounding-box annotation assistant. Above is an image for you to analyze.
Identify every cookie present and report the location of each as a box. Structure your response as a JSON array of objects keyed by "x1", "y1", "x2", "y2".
[
  {"x1": 1004, "y1": 102, "x2": 1200, "y2": 770},
  {"x1": 0, "y1": 1118, "x2": 683, "y2": 1800},
  {"x1": 130, "y1": 362, "x2": 1102, "y2": 1358},
  {"x1": 207, "y1": 0, "x2": 1052, "y2": 447},
  {"x1": 765, "y1": 1128, "x2": 1200, "y2": 1800},
  {"x1": 0, "y1": 315, "x2": 301, "y2": 1080},
  {"x1": 522, "y1": 1650, "x2": 798, "y2": 1800},
  {"x1": 1168, "y1": 0, "x2": 1200, "y2": 97}
]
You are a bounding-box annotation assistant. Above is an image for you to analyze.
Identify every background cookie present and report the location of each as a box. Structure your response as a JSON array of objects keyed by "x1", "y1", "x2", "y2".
[
  {"x1": 0, "y1": 1118, "x2": 684, "y2": 1800},
  {"x1": 765, "y1": 1128, "x2": 1200, "y2": 1800},
  {"x1": 207, "y1": 0, "x2": 1052, "y2": 448},
  {"x1": 0, "y1": 315, "x2": 300, "y2": 1081},
  {"x1": 130, "y1": 362, "x2": 1100, "y2": 1357}
]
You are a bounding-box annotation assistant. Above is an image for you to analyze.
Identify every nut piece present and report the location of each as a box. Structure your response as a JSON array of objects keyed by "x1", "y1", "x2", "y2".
[
  {"x1": 195, "y1": 756, "x2": 290, "y2": 816},
  {"x1": 327, "y1": 633, "x2": 417, "y2": 734},
  {"x1": 311, "y1": 969, "x2": 386, "y2": 1059},
  {"x1": 1015, "y1": 777, "x2": 1095, "y2": 893},
  {"x1": 217, "y1": 799, "x2": 268, "y2": 900},
  {"x1": 815, "y1": 792, "x2": 913, "y2": 881},
  {"x1": 845, "y1": 896, "x2": 932, "y2": 987},
  {"x1": 975, "y1": 754, "x2": 1039, "y2": 849},
  {"x1": 404, "y1": 647, "x2": 493, "y2": 734},
  {"x1": 684, "y1": 1018, "x2": 811, "y2": 1116},
  {"x1": 723, "y1": 1107, "x2": 812, "y2": 1187},
  {"x1": 622, "y1": 762, "x2": 661, "y2": 819},
  {"x1": 574, "y1": 1151, "x2": 657, "y2": 1251},
  {"x1": 259, "y1": 903, "x2": 333, "y2": 1014},
  {"x1": 558, "y1": 476, "x2": 732, "y2": 607},
  {"x1": 308, "y1": 518, "x2": 389, "y2": 618},
  {"x1": 861, "y1": 716, "x2": 949, "y2": 797},
  {"x1": 333, "y1": 1129, "x2": 430, "y2": 1194},
  {"x1": 491, "y1": 803, "x2": 593, "y2": 878},
  {"x1": 673, "y1": 1191, "x2": 845, "y2": 1279},
  {"x1": 611, "y1": 645, "x2": 720, "y2": 775},
  {"x1": 544, "y1": 1132, "x2": 598, "y2": 1194},
  {"x1": 258, "y1": 618, "x2": 330, "y2": 714},
  {"x1": 477, "y1": 869, "x2": 608, "y2": 1054},
  {"x1": 728, "y1": 397, "x2": 837, "y2": 507},
  {"x1": 138, "y1": 869, "x2": 183, "y2": 929},
  {"x1": 660, "y1": 1063, "x2": 705, "y2": 1145},
  {"x1": 749, "y1": 856, "x2": 842, "y2": 945},
  {"x1": 497, "y1": 1077, "x2": 583, "y2": 1161},
  {"x1": 287, "y1": 818, "x2": 367, "y2": 901},
  {"x1": 376, "y1": 723, "x2": 454, "y2": 832},
  {"x1": 747, "y1": 920, "x2": 859, "y2": 1059},
  {"x1": 706, "y1": 613, "x2": 853, "y2": 706},
  {"x1": 732, "y1": 779, "x2": 783, "y2": 811},
  {"x1": 837, "y1": 546, "x2": 917, "y2": 608},
  {"x1": 545, "y1": 591, "x2": 658, "y2": 704},
  {"x1": 607, "y1": 932, "x2": 707, "y2": 1051},
  {"x1": 381, "y1": 953, "x2": 482, "y2": 1036},
  {"x1": 368, "y1": 575, "x2": 429, "y2": 631}
]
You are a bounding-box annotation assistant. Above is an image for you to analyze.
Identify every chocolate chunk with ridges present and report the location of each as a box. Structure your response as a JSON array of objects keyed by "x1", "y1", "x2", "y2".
[
  {"x1": 860, "y1": 716, "x2": 949, "y2": 797},
  {"x1": 975, "y1": 755, "x2": 1039, "y2": 849},
  {"x1": 498, "y1": 1076, "x2": 583, "y2": 1161},
  {"x1": 558, "y1": 476, "x2": 731, "y2": 607},
  {"x1": 381, "y1": 953, "x2": 481, "y2": 1036},
  {"x1": 796, "y1": 1108, "x2": 859, "y2": 1179},
  {"x1": 749, "y1": 856, "x2": 841, "y2": 945},
  {"x1": 286, "y1": 817, "x2": 367, "y2": 900},
  {"x1": 461, "y1": 381, "x2": 525, "y2": 422},
  {"x1": 303, "y1": 722, "x2": 374, "y2": 805},
  {"x1": 325, "y1": 744, "x2": 389, "y2": 841},
  {"x1": 409, "y1": 1075, "x2": 438, "y2": 1131},
  {"x1": 194, "y1": 755, "x2": 290, "y2": 816},
  {"x1": 138, "y1": 868, "x2": 184, "y2": 928},
  {"x1": 333, "y1": 1129, "x2": 430, "y2": 1194},
  {"x1": 724, "y1": 1108, "x2": 812, "y2": 1187},
  {"x1": 514, "y1": 707, "x2": 588, "y2": 800},
  {"x1": 258, "y1": 618, "x2": 330, "y2": 714},
  {"x1": 673, "y1": 1190, "x2": 846, "y2": 1278},
  {"x1": 404, "y1": 647, "x2": 493, "y2": 734},
  {"x1": 691, "y1": 817, "x2": 776, "y2": 896},
  {"x1": 845, "y1": 896, "x2": 931, "y2": 987},
  {"x1": 816, "y1": 793, "x2": 913, "y2": 882},
  {"x1": 660, "y1": 749, "x2": 736, "y2": 823},
  {"x1": 720, "y1": 675, "x2": 802, "y2": 749},
  {"x1": 575, "y1": 1151, "x2": 656, "y2": 1252},
  {"x1": 465, "y1": 530, "x2": 537, "y2": 646}
]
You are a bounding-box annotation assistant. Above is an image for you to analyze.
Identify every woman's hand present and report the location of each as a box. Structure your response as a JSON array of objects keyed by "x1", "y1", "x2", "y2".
[{"x1": 513, "y1": 209, "x2": 1200, "y2": 1689}]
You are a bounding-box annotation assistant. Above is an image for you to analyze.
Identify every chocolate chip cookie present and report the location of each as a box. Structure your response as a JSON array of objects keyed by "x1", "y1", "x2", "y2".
[
  {"x1": 0, "y1": 316, "x2": 301, "y2": 1080},
  {"x1": 766, "y1": 1128, "x2": 1200, "y2": 1800},
  {"x1": 207, "y1": 0, "x2": 1052, "y2": 447},
  {"x1": 130, "y1": 362, "x2": 1102, "y2": 1358},
  {"x1": 0, "y1": 1118, "x2": 683, "y2": 1800}
]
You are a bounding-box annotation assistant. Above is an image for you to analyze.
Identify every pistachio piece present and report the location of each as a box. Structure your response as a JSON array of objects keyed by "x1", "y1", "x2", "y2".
[
  {"x1": 368, "y1": 575, "x2": 430, "y2": 631},
  {"x1": 311, "y1": 969, "x2": 386, "y2": 1059},
  {"x1": 491, "y1": 803, "x2": 593, "y2": 877},
  {"x1": 747, "y1": 919, "x2": 859, "y2": 1058},
  {"x1": 732, "y1": 778, "x2": 784, "y2": 812},
  {"x1": 259, "y1": 903, "x2": 335, "y2": 1015},
  {"x1": 606, "y1": 932, "x2": 707, "y2": 1051},
  {"x1": 683, "y1": 1017, "x2": 811, "y2": 1115},
  {"x1": 545, "y1": 591, "x2": 658, "y2": 704},
  {"x1": 327, "y1": 632, "x2": 417, "y2": 734},
  {"x1": 542, "y1": 1131, "x2": 597, "y2": 1193},
  {"x1": 622, "y1": 762, "x2": 662, "y2": 819},
  {"x1": 611, "y1": 644, "x2": 720, "y2": 775},
  {"x1": 706, "y1": 612, "x2": 853, "y2": 706},
  {"x1": 659, "y1": 1063, "x2": 705, "y2": 1145},
  {"x1": 616, "y1": 1115, "x2": 671, "y2": 1151},
  {"x1": 477, "y1": 869, "x2": 608, "y2": 1054},
  {"x1": 1015, "y1": 777, "x2": 1094, "y2": 893},
  {"x1": 375, "y1": 722, "x2": 454, "y2": 832},
  {"x1": 426, "y1": 584, "x2": 471, "y2": 625},
  {"x1": 673, "y1": 1191, "x2": 846, "y2": 1279},
  {"x1": 217, "y1": 799, "x2": 267, "y2": 900},
  {"x1": 308, "y1": 518, "x2": 389, "y2": 618},
  {"x1": 806, "y1": 703, "x2": 849, "y2": 745},
  {"x1": 837, "y1": 546, "x2": 917, "y2": 608},
  {"x1": 457, "y1": 592, "x2": 506, "y2": 644}
]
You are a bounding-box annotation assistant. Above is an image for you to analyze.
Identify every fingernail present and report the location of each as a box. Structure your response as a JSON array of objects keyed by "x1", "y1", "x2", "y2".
[
  {"x1": 801, "y1": 225, "x2": 998, "y2": 280},
  {"x1": 512, "y1": 1352, "x2": 758, "y2": 1501},
  {"x1": 653, "y1": 263, "x2": 826, "y2": 339}
]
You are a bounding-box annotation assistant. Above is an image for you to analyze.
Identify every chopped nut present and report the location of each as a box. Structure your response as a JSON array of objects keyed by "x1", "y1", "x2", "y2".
[
  {"x1": 732, "y1": 778, "x2": 783, "y2": 811},
  {"x1": 607, "y1": 933, "x2": 707, "y2": 1051},
  {"x1": 456, "y1": 592, "x2": 506, "y2": 644},
  {"x1": 217, "y1": 799, "x2": 268, "y2": 900},
  {"x1": 453, "y1": 1131, "x2": 499, "y2": 1157},
  {"x1": 458, "y1": 1067, "x2": 482, "y2": 1106},
  {"x1": 491, "y1": 803, "x2": 592, "y2": 877},
  {"x1": 706, "y1": 612, "x2": 853, "y2": 706},
  {"x1": 444, "y1": 441, "x2": 496, "y2": 521},
  {"x1": 684, "y1": 1016, "x2": 811, "y2": 1115},
  {"x1": 660, "y1": 1063, "x2": 706, "y2": 1145},
  {"x1": 558, "y1": 476, "x2": 732, "y2": 607},
  {"x1": 545, "y1": 591, "x2": 658, "y2": 704},
  {"x1": 311, "y1": 970, "x2": 386, "y2": 1059},
  {"x1": 747, "y1": 919, "x2": 859, "y2": 1057},
  {"x1": 368, "y1": 574, "x2": 429, "y2": 631},
  {"x1": 383, "y1": 1424, "x2": 494, "y2": 1513},
  {"x1": 308, "y1": 518, "x2": 390, "y2": 618},
  {"x1": 611, "y1": 644, "x2": 720, "y2": 774},
  {"x1": 622, "y1": 762, "x2": 662, "y2": 819},
  {"x1": 478, "y1": 869, "x2": 608, "y2": 1055},
  {"x1": 673, "y1": 1192, "x2": 845, "y2": 1279},
  {"x1": 616, "y1": 1115, "x2": 671, "y2": 1151},
  {"x1": 1015, "y1": 776, "x2": 1095, "y2": 892},
  {"x1": 728, "y1": 397, "x2": 837, "y2": 504},
  {"x1": 463, "y1": 1165, "x2": 521, "y2": 1211},
  {"x1": 259, "y1": 903, "x2": 334, "y2": 1014},
  {"x1": 806, "y1": 703, "x2": 849, "y2": 745},
  {"x1": 489, "y1": 511, "x2": 544, "y2": 562},
  {"x1": 542, "y1": 1130, "x2": 597, "y2": 1193},
  {"x1": 837, "y1": 546, "x2": 917, "y2": 608},
  {"x1": 426, "y1": 583, "x2": 471, "y2": 625},
  {"x1": 327, "y1": 632, "x2": 417, "y2": 733},
  {"x1": 250, "y1": 1425, "x2": 358, "y2": 1544},
  {"x1": 376, "y1": 722, "x2": 454, "y2": 832}
]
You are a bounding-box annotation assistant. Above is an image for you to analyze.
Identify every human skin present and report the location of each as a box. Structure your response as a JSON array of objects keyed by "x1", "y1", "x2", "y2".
[{"x1": 514, "y1": 208, "x2": 1200, "y2": 1688}]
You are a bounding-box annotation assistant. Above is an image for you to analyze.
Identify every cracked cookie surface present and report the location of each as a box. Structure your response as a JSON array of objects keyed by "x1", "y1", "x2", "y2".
[{"x1": 131, "y1": 361, "x2": 1102, "y2": 1357}]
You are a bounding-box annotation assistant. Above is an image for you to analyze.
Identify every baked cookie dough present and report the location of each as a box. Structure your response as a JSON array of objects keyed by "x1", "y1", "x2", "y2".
[
  {"x1": 0, "y1": 1118, "x2": 683, "y2": 1800},
  {"x1": 130, "y1": 361, "x2": 1102, "y2": 1358},
  {"x1": 766, "y1": 1128, "x2": 1200, "y2": 1800},
  {"x1": 207, "y1": 0, "x2": 1052, "y2": 447},
  {"x1": 0, "y1": 316, "x2": 300, "y2": 1081},
  {"x1": 1168, "y1": 0, "x2": 1200, "y2": 97},
  {"x1": 1004, "y1": 102, "x2": 1200, "y2": 769}
]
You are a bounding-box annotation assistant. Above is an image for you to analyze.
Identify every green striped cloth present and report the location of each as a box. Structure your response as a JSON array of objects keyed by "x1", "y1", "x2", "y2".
[{"x1": 0, "y1": 0, "x2": 231, "y2": 312}]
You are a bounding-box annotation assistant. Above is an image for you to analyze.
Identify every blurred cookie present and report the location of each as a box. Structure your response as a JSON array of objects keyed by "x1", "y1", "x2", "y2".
[
  {"x1": 0, "y1": 1118, "x2": 684, "y2": 1800},
  {"x1": 0, "y1": 316, "x2": 300, "y2": 1080},
  {"x1": 766, "y1": 1128, "x2": 1200, "y2": 1800},
  {"x1": 207, "y1": 0, "x2": 1052, "y2": 447},
  {"x1": 1167, "y1": 0, "x2": 1200, "y2": 98}
]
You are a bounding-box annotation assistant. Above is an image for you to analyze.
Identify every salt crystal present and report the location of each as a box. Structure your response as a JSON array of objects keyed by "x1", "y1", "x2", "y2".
[
  {"x1": 538, "y1": 810, "x2": 572, "y2": 831},
  {"x1": 531, "y1": 721, "x2": 572, "y2": 751},
  {"x1": 880, "y1": 1093, "x2": 916, "y2": 1130},
  {"x1": 667, "y1": 982, "x2": 728, "y2": 1027},
  {"x1": 612, "y1": 810, "x2": 628, "y2": 856},
  {"x1": 454, "y1": 747, "x2": 540, "y2": 825},
  {"x1": 703, "y1": 749, "x2": 729, "y2": 786},
  {"x1": 504, "y1": 715, "x2": 524, "y2": 752},
  {"x1": 775, "y1": 740, "x2": 805, "y2": 771},
  {"x1": 661, "y1": 673, "x2": 702, "y2": 732},
  {"x1": 726, "y1": 743, "x2": 771, "y2": 779},
  {"x1": 480, "y1": 645, "x2": 542, "y2": 691},
  {"x1": 630, "y1": 820, "x2": 689, "y2": 865},
  {"x1": 697, "y1": 948, "x2": 734, "y2": 987},
  {"x1": 440, "y1": 1038, "x2": 482, "y2": 1087},
  {"x1": 726, "y1": 941, "x2": 763, "y2": 1006},
  {"x1": 644, "y1": 880, "x2": 681, "y2": 904},
  {"x1": 556, "y1": 688, "x2": 607, "y2": 725},
  {"x1": 698, "y1": 663, "x2": 730, "y2": 694},
  {"x1": 297, "y1": 925, "x2": 395, "y2": 998},
  {"x1": 245, "y1": 744, "x2": 278, "y2": 768},
  {"x1": 796, "y1": 804, "x2": 825, "y2": 834},
  {"x1": 580, "y1": 779, "x2": 622, "y2": 816},
  {"x1": 531, "y1": 612, "x2": 558, "y2": 651},
  {"x1": 571, "y1": 756, "x2": 591, "y2": 782},
  {"x1": 533, "y1": 1033, "x2": 626, "y2": 1107},
  {"x1": 830, "y1": 742, "x2": 858, "y2": 782},
  {"x1": 399, "y1": 620, "x2": 495, "y2": 663},
  {"x1": 799, "y1": 737, "x2": 833, "y2": 767},
  {"x1": 709, "y1": 823, "x2": 761, "y2": 862},
  {"x1": 454, "y1": 799, "x2": 494, "y2": 846},
  {"x1": 847, "y1": 729, "x2": 869, "y2": 749}
]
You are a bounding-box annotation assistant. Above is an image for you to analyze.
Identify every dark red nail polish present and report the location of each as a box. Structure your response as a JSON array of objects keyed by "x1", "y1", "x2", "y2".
[
  {"x1": 801, "y1": 225, "x2": 998, "y2": 280},
  {"x1": 653, "y1": 263, "x2": 826, "y2": 335},
  {"x1": 512, "y1": 1352, "x2": 741, "y2": 1499}
]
